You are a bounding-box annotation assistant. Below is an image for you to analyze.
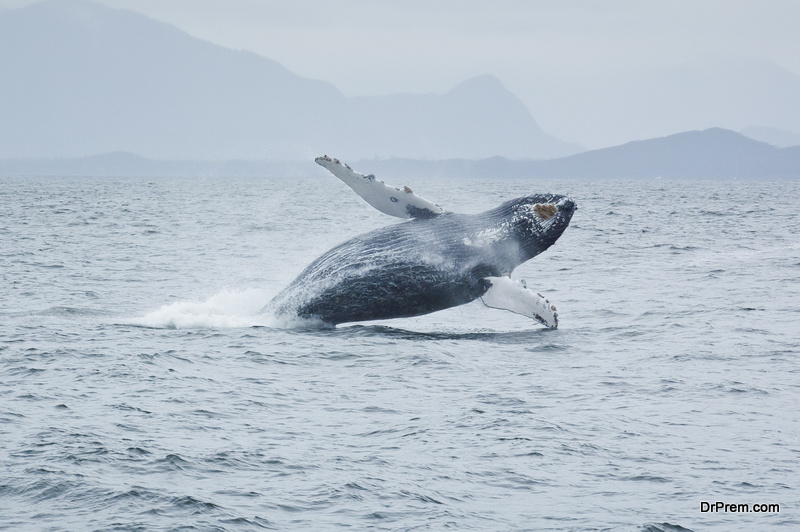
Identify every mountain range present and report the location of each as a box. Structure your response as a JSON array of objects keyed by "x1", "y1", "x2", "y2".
[
  {"x1": 1, "y1": 0, "x2": 797, "y2": 179},
  {"x1": 0, "y1": 0, "x2": 581, "y2": 161},
  {"x1": 3, "y1": 128, "x2": 798, "y2": 179},
  {"x1": 358, "y1": 128, "x2": 800, "y2": 179}
]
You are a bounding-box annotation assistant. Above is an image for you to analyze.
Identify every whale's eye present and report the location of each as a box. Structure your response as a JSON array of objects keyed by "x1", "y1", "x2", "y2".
[{"x1": 533, "y1": 203, "x2": 557, "y2": 220}]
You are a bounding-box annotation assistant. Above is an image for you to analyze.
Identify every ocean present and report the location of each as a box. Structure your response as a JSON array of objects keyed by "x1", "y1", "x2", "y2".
[{"x1": 1, "y1": 173, "x2": 798, "y2": 531}]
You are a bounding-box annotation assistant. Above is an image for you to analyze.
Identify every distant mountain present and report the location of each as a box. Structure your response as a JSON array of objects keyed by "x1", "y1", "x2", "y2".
[
  {"x1": 740, "y1": 126, "x2": 800, "y2": 148},
  {"x1": 0, "y1": 0, "x2": 581, "y2": 161},
  {"x1": 354, "y1": 128, "x2": 800, "y2": 179},
  {"x1": 3, "y1": 128, "x2": 797, "y2": 179},
  {"x1": 341, "y1": 75, "x2": 583, "y2": 160},
  {"x1": 532, "y1": 57, "x2": 800, "y2": 150}
]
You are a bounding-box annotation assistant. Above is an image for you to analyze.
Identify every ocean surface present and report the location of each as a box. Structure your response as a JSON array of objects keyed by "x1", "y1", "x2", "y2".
[{"x1": 1, "y1": 173, "x2": 798, "y2": 531}]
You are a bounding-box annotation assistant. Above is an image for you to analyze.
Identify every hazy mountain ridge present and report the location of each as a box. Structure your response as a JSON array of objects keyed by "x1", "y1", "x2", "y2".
[
  {"x1": 740, "y1": 126, "x2": 800, "y2": 148},
  {"x1": 3, "y1": 128, "x2": 798, "y2": 178},
  {"x1": 342, "y1": 75, "x2": 583, "y2": 160},
  {"x1": 0, "y1": 0, "x2": 581, "y2": 161},
  {"x1": 358, "y1": 128, "x2": 800, "y2": 179}
]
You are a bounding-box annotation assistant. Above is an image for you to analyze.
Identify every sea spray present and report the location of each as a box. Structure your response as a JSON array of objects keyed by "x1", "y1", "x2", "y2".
[{"x1": 132, "y1": 287, "x2": 274, "y2": 329}]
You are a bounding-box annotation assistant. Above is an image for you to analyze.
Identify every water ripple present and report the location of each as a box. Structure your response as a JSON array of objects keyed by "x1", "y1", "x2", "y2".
[{"x1": 0, "y1": 176, "x2": 797, "y2": 530}]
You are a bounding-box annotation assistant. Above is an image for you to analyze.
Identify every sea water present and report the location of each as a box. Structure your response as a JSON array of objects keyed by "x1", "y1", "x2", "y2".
[{"x1": 1, "y1": 174, "x2": 798, "y2": 531}]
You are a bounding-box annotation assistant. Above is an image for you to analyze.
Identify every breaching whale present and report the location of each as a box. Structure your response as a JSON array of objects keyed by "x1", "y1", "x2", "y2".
[{"x1": 265, "y1": 156, "x2": 576, "y2": 328}]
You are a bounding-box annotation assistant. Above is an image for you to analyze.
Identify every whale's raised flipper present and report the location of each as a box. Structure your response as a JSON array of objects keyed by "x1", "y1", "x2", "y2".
[
  {"x1": 315, "y1": 155, "x2": 445, "y2": 219},
  {"x1": 481, "y1": 276, "x2": 559, "y2": 329}
]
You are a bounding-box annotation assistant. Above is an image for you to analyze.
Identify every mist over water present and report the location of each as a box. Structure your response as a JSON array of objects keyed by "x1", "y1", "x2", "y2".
[{"x1": 2, "y1": 174, "x2": 799, "y2": 531}]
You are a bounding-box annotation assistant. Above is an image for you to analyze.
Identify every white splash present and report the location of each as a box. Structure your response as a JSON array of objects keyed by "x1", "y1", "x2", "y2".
[{"x1": 131, "y1": 287, "x2": 274, "y2": 329}]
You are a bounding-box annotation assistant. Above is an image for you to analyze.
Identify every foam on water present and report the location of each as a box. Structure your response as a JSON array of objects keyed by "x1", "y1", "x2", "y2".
[
  {"x1": 132, "y1": 287, "x2": 336, "y2": 330},
  {"x1": 132, "y1": 287, "x2": 274, "y2": 329}
]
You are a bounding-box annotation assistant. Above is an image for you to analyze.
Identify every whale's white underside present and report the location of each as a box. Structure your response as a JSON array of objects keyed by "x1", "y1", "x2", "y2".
[
  {"x1": 481, "y1": 276, "x2": 558, "y2": 328},
  {"x1": 316, "y1": 156, "x2": 444, "y2": 219}
]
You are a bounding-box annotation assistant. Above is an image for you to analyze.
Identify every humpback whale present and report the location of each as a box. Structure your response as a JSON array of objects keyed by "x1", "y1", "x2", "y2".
[{"x1": 265, "y1": 156, "x2": 576, "y2": 328}]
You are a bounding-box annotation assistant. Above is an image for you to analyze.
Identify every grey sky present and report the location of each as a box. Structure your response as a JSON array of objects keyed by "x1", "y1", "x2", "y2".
[{"x1": 3, "y1": 0, "x2": 799, "y2": 148}]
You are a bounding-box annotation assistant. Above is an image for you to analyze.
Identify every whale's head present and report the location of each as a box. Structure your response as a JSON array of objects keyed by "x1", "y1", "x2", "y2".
[{"x1": 493, "y1": 194, "x2": 577, "y2": 262}]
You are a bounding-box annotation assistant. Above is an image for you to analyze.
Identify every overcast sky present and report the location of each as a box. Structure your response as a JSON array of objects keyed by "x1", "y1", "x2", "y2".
[{"x1": 3, "y1": 0, "x2": 799, "y2": 149}]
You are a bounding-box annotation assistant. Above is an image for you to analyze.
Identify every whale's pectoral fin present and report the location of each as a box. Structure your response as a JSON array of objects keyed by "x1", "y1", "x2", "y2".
[
  {"x1": 315, "y1": 155, "x2": 445, "y2": 219},
  {"x1": 481, "y1": 276, "x2": 559, "y2": 329}
]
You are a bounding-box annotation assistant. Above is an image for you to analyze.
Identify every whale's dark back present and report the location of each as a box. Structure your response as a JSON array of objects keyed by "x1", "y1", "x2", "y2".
[{"x1": 267, "y1": 195, "x2": 575, "y2": 325}]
